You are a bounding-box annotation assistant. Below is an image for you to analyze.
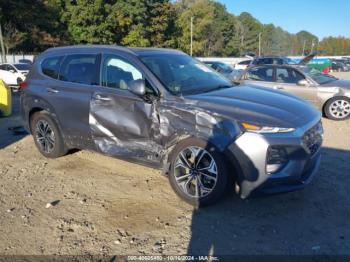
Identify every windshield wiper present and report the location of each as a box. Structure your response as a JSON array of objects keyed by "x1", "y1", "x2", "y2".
[{"x1": 183, "y1": 84, "x2": 234, "y2": 95}]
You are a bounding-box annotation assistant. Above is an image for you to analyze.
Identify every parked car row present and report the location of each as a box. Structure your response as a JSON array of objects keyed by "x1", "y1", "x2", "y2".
[
  {"x1": 20, "y1": 45, "x2": 323, "y2": 206},
  {"x1": 237, "y1": 64, "x2": 350, "y2": 120},
  {"x1": 331, "y1": 59, "x2": 350, "y2": 72},
  {"x1": 202, "y1": 55, "x2": 350, "y2": 121}
]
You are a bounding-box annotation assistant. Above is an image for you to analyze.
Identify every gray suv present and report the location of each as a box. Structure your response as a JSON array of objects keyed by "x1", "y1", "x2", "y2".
[{"x1": 20, "y1": 45, "x2": 323, "y2": 206}]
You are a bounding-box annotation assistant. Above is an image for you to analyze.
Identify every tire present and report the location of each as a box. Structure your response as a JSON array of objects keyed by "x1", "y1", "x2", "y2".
[
  {"x1": 324, "y1": 97, "x2": 350, "y2": 121},
  {"x1": 168, "y1": 138, "x2": 229, "y2": 207},
  {"x1": 30, "y1": 111, "x2": 68, "y2": 158}
]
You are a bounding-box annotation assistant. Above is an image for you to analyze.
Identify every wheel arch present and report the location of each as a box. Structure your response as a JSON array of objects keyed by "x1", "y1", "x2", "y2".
[{"x1": 27, "y1": 100, "x2": 63, "y2": 136}]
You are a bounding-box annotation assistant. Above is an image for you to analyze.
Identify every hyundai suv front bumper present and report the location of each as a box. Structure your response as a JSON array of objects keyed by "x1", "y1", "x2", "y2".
[{"x1": 228, "y1": 119, "x2": 323, "y2": 198}]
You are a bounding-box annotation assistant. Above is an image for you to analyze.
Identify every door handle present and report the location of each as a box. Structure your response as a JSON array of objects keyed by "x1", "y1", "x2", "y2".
[
  {"x1": 46, "y1": 87, "x2": 59, "y2": 93},
  {"x1": 94, "y1": 94, "x2": 111, "y2": 101}
]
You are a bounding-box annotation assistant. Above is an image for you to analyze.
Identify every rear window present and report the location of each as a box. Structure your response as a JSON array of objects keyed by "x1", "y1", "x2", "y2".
[
  {"x1": 42, "y1": 56, "x2": 63, "y2": 79},
  {"x1": 14, "y1": 64, "x2": 31, "y2": 70},
  {"x1": 59, "y1": 54, "x2": 99, "y2": 85},
  {"x1": 239, "y1": 60, "x2": 251, "y2": 65}
]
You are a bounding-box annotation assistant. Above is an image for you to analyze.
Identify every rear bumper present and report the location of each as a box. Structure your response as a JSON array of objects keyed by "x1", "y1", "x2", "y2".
[{"x1": 227, "y1": 119, "x2": 323, "y2": 198}]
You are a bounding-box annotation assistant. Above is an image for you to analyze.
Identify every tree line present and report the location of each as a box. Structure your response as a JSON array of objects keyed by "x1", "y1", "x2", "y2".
[{"x1": 0, "y1": 0, "x2": 349, "y2": 56}]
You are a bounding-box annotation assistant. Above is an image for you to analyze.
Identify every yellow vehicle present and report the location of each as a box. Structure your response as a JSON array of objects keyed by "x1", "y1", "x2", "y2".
[{"x1": 0, "y1": 79, "x2": 12, "y2": 117}]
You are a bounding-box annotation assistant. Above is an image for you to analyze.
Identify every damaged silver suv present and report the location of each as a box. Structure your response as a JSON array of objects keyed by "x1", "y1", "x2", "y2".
[{"x1": 20, "y1": 45, "x2": 323, "y2": 206}]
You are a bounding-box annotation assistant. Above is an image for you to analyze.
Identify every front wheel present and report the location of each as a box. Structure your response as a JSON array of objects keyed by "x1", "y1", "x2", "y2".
[
  {"x1": 168, "y1": 138, "x2": 229, "y2": 207},
  {"x1": 324, "y1": 97, "x2": 350, "y2": 121}
]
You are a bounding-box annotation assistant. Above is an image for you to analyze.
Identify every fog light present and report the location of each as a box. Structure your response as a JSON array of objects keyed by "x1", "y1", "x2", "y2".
[{"x1": 266, "y1": 146, "x2": 288, "y2": 174}]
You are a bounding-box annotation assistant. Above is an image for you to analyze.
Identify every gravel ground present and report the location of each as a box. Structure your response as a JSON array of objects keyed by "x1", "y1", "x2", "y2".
[{"x1": 0, "y1": 72, "x2": 349, "y2": 256}]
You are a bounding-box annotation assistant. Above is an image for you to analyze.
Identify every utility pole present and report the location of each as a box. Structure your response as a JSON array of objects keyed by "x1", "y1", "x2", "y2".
[
  {"x1": 0, "y1": 24, "x2": 6, "y2": 63},
  {"x1": 258, "y1": 32, "x2": 262, "y2": 56},
  {"x1": 310, "y1": 40, "x2": 315, "y2": 54},
  {"x1": 190, "y1": 16, "x2": 193, "y2": 56},
  {"x1": 302, "y1": 40, "x2": 306, "y2": 56}
]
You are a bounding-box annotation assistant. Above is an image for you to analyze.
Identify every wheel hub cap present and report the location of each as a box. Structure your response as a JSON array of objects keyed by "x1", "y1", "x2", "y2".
[
  {"x1": 174, "y1": 146, "x2": 218, "y2": 199},
  {"x1": 330, "y1": 100, "x2": 350, "y2": 119},
  {"x1": 35, "y1": 120, "x2": 55, "y2": 153}
]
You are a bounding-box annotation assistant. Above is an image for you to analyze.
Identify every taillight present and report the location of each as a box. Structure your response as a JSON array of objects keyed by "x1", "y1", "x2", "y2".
[{"x1": 19, "y1": 82, "x2": 28, "y2": 90}]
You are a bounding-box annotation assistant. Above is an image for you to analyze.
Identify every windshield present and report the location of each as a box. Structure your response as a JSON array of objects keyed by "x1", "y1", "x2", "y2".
[
  {"x1": 302, "y1": 67, "x2": 337, "y2": 85},
  {"x1": 14, "y1": 63, "x2": 31, "y2": 70},
  {"x1": 140, "y1": 54, "x2": 232, "y2": 95}
]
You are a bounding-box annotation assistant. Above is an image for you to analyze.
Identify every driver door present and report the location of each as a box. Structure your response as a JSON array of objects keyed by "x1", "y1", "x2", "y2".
[{"x1": 89, "y1": 54, "x2": 162, "y2": 165}]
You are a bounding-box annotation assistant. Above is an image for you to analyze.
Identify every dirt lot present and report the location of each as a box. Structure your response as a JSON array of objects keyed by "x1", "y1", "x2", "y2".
[{"x1": 0, "y1": 72, "x2": 350, "y2": 256}]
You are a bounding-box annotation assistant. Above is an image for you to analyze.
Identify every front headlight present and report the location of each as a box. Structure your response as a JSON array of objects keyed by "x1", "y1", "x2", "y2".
[{"x1": 241, "y1": 122, "x2": 295, "y2": 134}]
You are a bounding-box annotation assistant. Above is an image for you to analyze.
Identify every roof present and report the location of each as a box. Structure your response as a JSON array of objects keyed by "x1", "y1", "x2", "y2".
[
  {"x1": 254, "y1": 56, "x2": 289, "y2": 59},
  {"x1": 43, "y1": 45, "x2": 184, "y2": 57}
]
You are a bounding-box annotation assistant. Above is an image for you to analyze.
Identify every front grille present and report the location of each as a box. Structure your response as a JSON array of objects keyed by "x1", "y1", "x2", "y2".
[{"x1": 302, "y1": 121, "x2": 323, "y2": 155}]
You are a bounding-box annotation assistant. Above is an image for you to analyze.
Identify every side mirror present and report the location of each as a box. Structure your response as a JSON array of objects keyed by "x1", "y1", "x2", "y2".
[
  {"x1": 128, "y1": 79, "x2": 146, "y2": 96},
  {"x1": 297, "y1": 79, "x2": 309, "y2": 86}
]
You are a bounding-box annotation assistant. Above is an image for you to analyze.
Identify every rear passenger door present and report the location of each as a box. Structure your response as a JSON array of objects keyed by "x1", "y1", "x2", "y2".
[
  {"x1": 89, "y1": 53, "x2": 162, "y2": 164},
  {"x1": 44, "y1": 53, "x2": 100, "y2": 148}
]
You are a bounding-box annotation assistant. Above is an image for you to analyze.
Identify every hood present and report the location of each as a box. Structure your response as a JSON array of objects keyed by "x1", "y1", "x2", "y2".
[
  {"x1": 321, "y1": 79, "x2": 350, "y2": 89},
  {"x1": 186, "y1": 85, "x2": 320, "y2": 128}
]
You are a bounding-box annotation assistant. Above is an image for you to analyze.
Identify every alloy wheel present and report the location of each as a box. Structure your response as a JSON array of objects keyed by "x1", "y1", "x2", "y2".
[
  {"x1": 174, "y1": 146, "x2": 218, "y2": 198},
  {"x1": 329, "y1": 99, "x2": 350, "y2": 119},
  {"x1": 35, "y1": 120, "x2": 56, "y2": 153}
]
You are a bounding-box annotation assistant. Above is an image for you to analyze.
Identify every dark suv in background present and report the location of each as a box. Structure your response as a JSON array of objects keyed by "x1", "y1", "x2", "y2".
[
  {"x1": 20, "y1": 45, "x2": 323, "y2": 206},
  {"x1": 250, "y1": 56, "x2": 294, "y2": 66}
]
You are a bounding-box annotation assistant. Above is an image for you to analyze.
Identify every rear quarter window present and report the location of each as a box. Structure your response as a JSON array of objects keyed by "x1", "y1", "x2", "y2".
[{"x1": 41, "y1": 56, "x2": 64, "y2": 79}]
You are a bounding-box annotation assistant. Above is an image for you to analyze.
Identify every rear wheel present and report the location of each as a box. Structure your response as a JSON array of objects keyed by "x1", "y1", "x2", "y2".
[
  {"x1": 30, "y1": 111, "x2": 67, "y2": 158},
  {"x1": 168, "y1": 138, "x2": 229, "y2": 207},
  {"x1": 324, "y1": 97, "x2": 350, "y2": 120}
]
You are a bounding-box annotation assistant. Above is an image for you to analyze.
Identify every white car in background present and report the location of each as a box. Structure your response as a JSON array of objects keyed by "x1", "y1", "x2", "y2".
[
  {"x1": 234, "y1": 60, "x2": 252, "y2": 70},
  {"x1": 0, "y1": 63, "x2": 29, "y2": 88},
  {"x1": 1, "y1": 63, "x2": 31, "y2": 75}
]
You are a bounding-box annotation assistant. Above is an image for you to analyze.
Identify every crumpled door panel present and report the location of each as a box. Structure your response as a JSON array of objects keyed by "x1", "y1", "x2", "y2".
[{"x1": 89, "y1": 92, "x2": 163, "y2": 164}]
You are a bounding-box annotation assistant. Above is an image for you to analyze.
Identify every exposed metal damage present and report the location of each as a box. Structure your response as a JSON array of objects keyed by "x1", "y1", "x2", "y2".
[{"x1": 89, "y1": 95, "x2": 241, "y2": 170}]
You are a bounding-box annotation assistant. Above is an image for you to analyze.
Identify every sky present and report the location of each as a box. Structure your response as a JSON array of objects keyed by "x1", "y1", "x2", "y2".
[{"x1": 217, "y1": 0, "x2": 350, "y2": 39}]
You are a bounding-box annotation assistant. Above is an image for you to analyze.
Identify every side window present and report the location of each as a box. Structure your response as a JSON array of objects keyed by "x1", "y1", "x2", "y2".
[
  {"x1": 42, "y1": 56, "x2": 63, "y2": 79},
  {"x1": 290, "y1": 69, "x2": 305, "y2": 83},
  {"x1": 246, "y1": 67, "x2": 273, "y2": 82},
  {"x1": 4, "y1": 65, "x2": 12, "y2": 71},
  {"x1": 59, "y1": 54, "x2": 99, "y2": 85},
  {"x1": 102, "y1": 56, "x2": 143, "y2": 90},
  {"x1": 264, "y1": 58, "x2": 273, "y2": 64},
  {"x1": 273, "y1": 58, "x2": 283, "y2": 65},
  {"x1": 276, "y1": 68, "x2": 305, "y2": 84},
  {"x1": 211, "y1": 64, "x2": 218, "y2": 70},
  {"x1": 0, "y1": 65, "x2": 5, "y2": 70}
]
